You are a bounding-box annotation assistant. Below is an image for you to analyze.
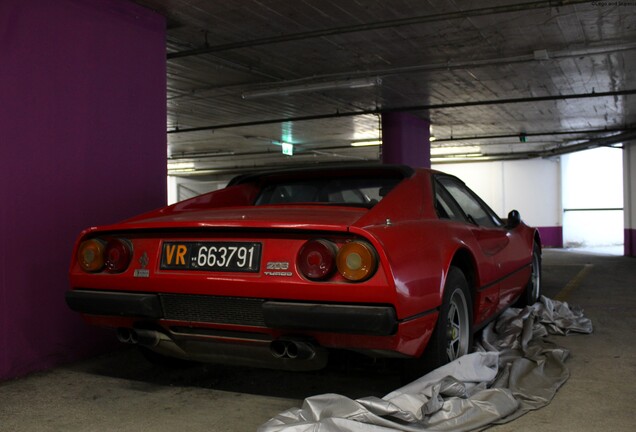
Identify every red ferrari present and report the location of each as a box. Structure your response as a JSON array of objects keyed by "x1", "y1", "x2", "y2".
[{"x1": 66, "y1": 164, "x2": 541, "y2": 372}]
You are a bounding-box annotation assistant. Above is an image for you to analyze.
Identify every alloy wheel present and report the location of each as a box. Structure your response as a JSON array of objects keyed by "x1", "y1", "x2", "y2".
[{"x1": 446, "y1": 288, "x2": 470, "y2": 361}]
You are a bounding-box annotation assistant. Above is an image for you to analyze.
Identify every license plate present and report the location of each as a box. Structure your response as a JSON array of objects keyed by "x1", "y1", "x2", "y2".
[{"x1": 161, "y1": 242, "x2": 261, "y2": 272}]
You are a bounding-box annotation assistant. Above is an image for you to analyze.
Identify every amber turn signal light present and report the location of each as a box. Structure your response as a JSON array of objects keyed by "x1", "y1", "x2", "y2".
[
  {"x1": 77, "y1": 239, "x2": 105, "y2": 272},
  {"x1": 336, "y1": 241, "x2": 377, "y2": 282}
]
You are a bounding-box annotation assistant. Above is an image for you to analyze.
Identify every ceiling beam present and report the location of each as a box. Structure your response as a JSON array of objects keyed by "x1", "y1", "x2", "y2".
[
  {"x1": 167, "y1": 0, "x2": 591, "y2": 60},
  {"x1": 168, "y1": 88, "x2": 636, "y2": 134}
]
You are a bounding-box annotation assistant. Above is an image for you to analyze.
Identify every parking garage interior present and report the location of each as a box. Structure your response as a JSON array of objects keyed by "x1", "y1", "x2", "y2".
[{"x1": 1, "y1": 1, "x2": 635, "y2": 431}]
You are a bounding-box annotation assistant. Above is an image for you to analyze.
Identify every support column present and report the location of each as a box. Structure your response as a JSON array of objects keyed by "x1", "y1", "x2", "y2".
[
  {"x1": 624, "y1": 142, "x2": 636, "y2": 257},
  {"x1": 381, "y1": 112, "x2": 431, "y2": 168},
  {"x1": 0, "y1": 0, "x2": 166, "y2": 381}
]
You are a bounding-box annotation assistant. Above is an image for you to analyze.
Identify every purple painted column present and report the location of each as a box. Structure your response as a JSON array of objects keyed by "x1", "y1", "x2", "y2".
[
  {"x1": 381, "y1": 112, "x2": 431, "y2": 168},
  {"x1": 536, "y1": 227, "x2": 564, "y2": 248},
  {"x1": 626, "y1": 230, "x2": 636, "y2": 256},
  {"x1": 625, "y1": 142, "x2": 636, "y2": 257},
  {"x1": 0, "y1": 0, "x2": 166, "y2": 381}
]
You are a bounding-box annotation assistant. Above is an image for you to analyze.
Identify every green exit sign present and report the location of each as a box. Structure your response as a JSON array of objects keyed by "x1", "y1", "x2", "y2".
[{"x1": 282, "y1": 142, "x2": 294, "y2": 156}]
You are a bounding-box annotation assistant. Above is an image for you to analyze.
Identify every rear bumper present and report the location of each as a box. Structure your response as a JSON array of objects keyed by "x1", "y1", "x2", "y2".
[
  {"x1": 66, "y1": 290, "x2": 162, "y2": 319},
  {"x1": 263, "y1": 301, "x2": 396, "y2": 335},
  {"x1": 65, "y1": 289, "x2": 397, "y2": 336}
]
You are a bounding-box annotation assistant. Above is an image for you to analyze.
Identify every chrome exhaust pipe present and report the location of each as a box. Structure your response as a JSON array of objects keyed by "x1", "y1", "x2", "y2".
[
  {"x1": 286, "y1": 341, "x2": 315, "y2": 360},
  {"x1": 132, "y1": 329, "x2": 160, "y2": 347},
  {"x1": 270, "y1": 340, "x2": 289, "y2": 358},
  {"x1": 116, "y1": 328, "x2": 133, "y2": 344},
  {"x1": 269, "y1": 340, "x2": 317, "y2": 360},
  {"x1": 116, "y1": 328, "x2": 161, "y2": 347},
  {"x1": 117, "y1": 328, "x2": 188, "y2": 360}
]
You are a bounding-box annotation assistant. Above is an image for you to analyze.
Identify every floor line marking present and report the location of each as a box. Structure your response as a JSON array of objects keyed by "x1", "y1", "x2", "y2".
[{"x1": 554, "y1": 264, "x2": 594, "y2": 301}]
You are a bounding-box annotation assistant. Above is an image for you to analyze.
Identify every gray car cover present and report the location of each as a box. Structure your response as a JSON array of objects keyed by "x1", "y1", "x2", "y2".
[{"x1": 258, "y1": 296, "x2": 593, "y2": 432}]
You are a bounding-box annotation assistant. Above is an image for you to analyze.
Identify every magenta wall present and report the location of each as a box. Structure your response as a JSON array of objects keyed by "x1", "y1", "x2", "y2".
[
  {"x1": 0, "y1": 0, "x2": 166, "y2": 381},
  {"x1": 626, "y1": 229, "x2": 636, "y2": 256}
]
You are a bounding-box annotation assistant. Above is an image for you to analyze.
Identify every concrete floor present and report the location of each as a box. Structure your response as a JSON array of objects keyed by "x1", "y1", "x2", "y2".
[{"x1": 1, "y1": 249, "x2": 634, "y2": 431}]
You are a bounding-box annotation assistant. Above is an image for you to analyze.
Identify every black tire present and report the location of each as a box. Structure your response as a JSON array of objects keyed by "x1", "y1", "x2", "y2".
[
  {"x1": 516, "y1": 242, "x2": 542, "y2": 307},
  {"x1": 403, "y1": 266, "x2": 473, "y2": 379}
]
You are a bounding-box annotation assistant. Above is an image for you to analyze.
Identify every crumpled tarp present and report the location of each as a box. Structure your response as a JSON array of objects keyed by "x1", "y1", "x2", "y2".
[{"x1": 258, "y1": 296, "x2": 593, "y2": 432}]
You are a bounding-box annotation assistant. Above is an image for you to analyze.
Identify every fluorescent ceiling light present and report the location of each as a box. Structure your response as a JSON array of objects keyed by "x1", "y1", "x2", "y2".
[
  {"x1": 351, "y1": 139, "x2": 382, "y2": 147},
  {"x1": 431, "y1": 154, "x2": 488, "y2": 163},
  {"x1": 431, "y1": 146, "x2": 481, "y2": 156},
  {"x1": 167, "y1": 161, "x2": 195, "y2": 170},
  {"x1": 242, "y1": 77, "x2": 381, "y2": 99}
]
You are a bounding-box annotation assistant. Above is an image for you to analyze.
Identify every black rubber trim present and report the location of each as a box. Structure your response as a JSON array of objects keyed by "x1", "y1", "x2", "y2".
[
  {"x1": 262, "y1": 301, "x2": 397, "y2": 335},
  {"x1": 228, "y1": 163, "x2": 414, "y2": 187},
  {"x1": 476, "y1": 262, "x2": 532, "y2": 292},
  {"x1": 65, "y1": 290, "x2": 163, "y2": 319},
  {"x1": 400, "y1": 307, "x2": 439, "y2": 323}
]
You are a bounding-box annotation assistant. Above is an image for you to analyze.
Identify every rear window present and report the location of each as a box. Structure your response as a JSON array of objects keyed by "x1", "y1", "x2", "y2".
[{"x1": 254, "y1": 177, "x2": 402, "y2": 207}]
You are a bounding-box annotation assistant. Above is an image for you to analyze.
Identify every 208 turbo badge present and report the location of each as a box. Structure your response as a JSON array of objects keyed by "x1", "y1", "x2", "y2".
[
  {"x1": 134, "y1": 251, "x2": 150, "y2": 278},
  {"x1": 265, "y1": 261, "x2": 293, "y2": 277}
]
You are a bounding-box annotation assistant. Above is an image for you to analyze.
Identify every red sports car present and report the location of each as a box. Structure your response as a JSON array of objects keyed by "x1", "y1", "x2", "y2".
[{"x1": 66, "y1": 164, "x2": 541, "y2": 372}]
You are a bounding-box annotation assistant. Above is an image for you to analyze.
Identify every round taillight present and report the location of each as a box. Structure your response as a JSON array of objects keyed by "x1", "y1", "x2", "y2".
[
  {"x1": 336, "y1": 241, "x2": 377, "y2": 282},
  {"x1": 104, "y1": 238, "x2": 133, "y2": 273},
  {"x1": 78, "y1": 239, "x2": 105, "y2": 273},
  {"x1": 297, "y1": 239, "x2": 337, "y2": 280}
]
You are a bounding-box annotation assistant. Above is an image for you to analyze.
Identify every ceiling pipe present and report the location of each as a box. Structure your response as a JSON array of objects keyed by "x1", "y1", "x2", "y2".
[
  {"x1": 167, "y1": 1, "x2": 591, "y2": 60},
  {"x1": 230, "y1": 41, "x2": 636, "y2": 98},
  {"x1": 168, "y1": 88, "x2": 636, "y2": 134},
  {"x1": 433, "y1": 127, "x2": 634, "y2": 143},
  {"x1": 539, "y1": 130, "x2": 636, "y2": 157}
]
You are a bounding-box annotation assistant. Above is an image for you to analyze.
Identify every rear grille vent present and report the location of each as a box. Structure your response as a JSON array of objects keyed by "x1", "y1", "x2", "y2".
[{"x1": 160, "y1": 294, "x2": 266, "y2": 327}]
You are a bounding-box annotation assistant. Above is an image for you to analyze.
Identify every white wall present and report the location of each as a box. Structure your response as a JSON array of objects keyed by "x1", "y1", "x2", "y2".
[
  {"x1": 432, "y1": 158, "x2": 561, "y2": 228},
  {"x1": 561, "y1": 147, "x2": 623, "y2": 247}
]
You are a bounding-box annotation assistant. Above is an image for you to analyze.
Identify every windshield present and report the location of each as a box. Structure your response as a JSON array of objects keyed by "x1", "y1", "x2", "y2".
[{"x1": 254, "y1": 177, "x2": 401, "y2": 207}]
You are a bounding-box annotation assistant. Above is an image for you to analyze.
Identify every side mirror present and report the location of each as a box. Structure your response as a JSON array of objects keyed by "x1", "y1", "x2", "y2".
[{"x1": 506, "y1": 210, "x2": 521, "y2": 229}]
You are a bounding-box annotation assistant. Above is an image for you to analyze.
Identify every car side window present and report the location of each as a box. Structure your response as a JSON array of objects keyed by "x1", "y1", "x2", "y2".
[
  {"x1": 436, "y1": 177, "x2": 502, "y2": 228},
  {"x1": 434, "y1": 181, "x2": 464, "y2": 222}
]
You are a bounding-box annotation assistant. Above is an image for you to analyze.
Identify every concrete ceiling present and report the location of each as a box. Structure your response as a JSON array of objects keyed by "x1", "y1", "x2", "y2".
[{"x1": 133, "y1": 0, "x2": 636, "y2": 176}]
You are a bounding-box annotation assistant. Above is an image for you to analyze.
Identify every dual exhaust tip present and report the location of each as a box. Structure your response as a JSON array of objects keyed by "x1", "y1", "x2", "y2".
[
  {"x1": 116, "y1": 328, "x2": 160, "y2": 347},
  {"x1": 117, "y1": 327, "x2": 318, "y2": 362},
  {"x1": 270, "y1": 339, "x2": 316, "y2": 360}
]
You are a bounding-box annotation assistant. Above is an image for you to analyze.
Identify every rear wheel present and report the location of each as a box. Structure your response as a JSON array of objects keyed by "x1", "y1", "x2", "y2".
[
  {"x1": 517, "y1": 242, "x2": 541, "y2": 307},
  {"x1": 403, "y1": 266, "x2": 473, "y2": 379}
]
